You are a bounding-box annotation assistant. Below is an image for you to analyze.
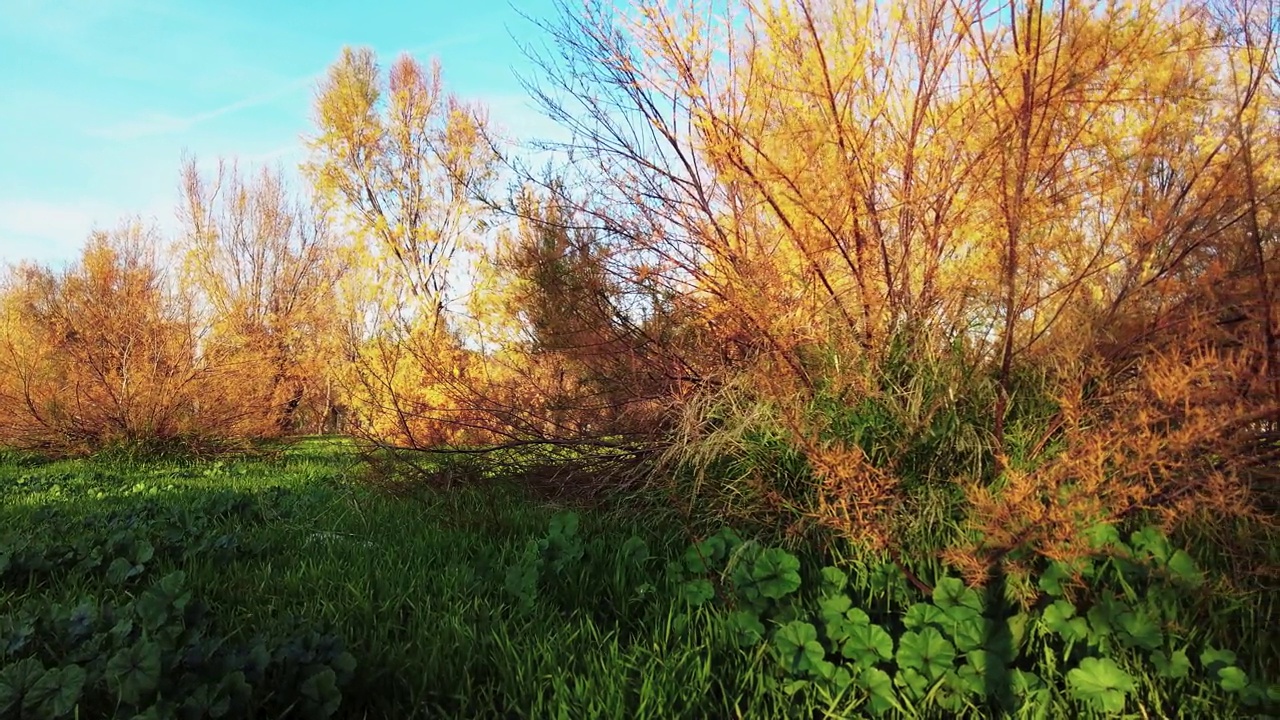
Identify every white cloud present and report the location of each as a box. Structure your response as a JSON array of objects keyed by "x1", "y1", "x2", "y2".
[
  {"x1": 0, "y1": 199, "x2": 105, "y2": 265},
  {"x1": 0, "y1": 197, "x2": 172, "y2": 267}
]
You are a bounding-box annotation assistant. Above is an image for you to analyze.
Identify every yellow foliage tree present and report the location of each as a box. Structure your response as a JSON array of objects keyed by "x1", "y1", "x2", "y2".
[
  {"x1": 177, "y1": 156, "x2": 349, "y2": 436},
  {"x1": 306, "y1": 47, "x2": 501, "y2": 448},
  {"x1": 527, "y1": 0, "x2": 1280, "y2": 570}
]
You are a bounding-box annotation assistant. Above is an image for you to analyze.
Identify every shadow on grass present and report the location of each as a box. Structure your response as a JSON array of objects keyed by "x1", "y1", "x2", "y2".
[
  {"x1": 0, "y1": 446, "x2": 751, "y2": 720},
  {"x1": 982, "y1": 563, "x2": 1017, "y2": 716}
]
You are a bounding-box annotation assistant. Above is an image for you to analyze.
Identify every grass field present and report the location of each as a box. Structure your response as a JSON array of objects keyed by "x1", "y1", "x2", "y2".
[{"x1": 1, "y1": 438, "x2": 1276, "y2": 718}]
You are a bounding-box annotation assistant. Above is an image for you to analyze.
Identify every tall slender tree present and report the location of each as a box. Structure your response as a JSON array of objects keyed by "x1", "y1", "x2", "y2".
[{"x1": 177, "y1": 156, "x2": 348, "y2": 434}]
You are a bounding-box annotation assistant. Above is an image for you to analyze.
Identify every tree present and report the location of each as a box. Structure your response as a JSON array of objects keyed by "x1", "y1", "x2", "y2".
[
  {"x1": 0, "y1": 224, "x2": 257, "y2": 453},
  {"x1": 520, "y1": 0, "x2": 1280, "y2": 565},
  {"x1": 307, "y1": 47, "x2": 497, "y2": 329},
  {"x1": 306, "y1": 48, "x2": 507, "y2": 450},
  {"x1": 177, "y1": 156, "x2": 348, "y2": 435}
]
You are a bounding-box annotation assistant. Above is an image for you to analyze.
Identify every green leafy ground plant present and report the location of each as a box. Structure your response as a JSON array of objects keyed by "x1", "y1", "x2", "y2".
[{"x1": 2, "y1": 441, "x2": 1276, "y2": 718}]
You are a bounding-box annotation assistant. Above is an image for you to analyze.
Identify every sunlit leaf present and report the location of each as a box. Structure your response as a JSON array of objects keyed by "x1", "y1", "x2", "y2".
[
  {"x1": 1067, "y1": 657, "x2": 1134, "y2": 714},
  {"x1": 897, "y1": 627, "x2": 956, "y2": 681},
  {"x1": 773, "y1": 621, "x2": 826, "y2": 676}
]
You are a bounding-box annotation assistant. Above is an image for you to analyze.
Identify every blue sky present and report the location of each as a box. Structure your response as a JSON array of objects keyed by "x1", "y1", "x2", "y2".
[{"x1": 0, "y1": 0, "x2": 564, "y2": 267}]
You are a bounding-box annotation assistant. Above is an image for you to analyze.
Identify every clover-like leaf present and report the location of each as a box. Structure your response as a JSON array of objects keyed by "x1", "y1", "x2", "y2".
[
  {"x1": 697, "y1": 534, "x2": 729, "y2": 565},
  {"x1": 109, "y1": 616, "x2": 134, "y2": 643},
  {"x1": 26, "y1": 663, "x2": 86, "y2": 717},
  {"x1": 1086, "y1": 596, "x2": 1127, "y2": 641},
  {"x1": 935, "y1": 669, "x2": 969, "y2": 711},
  {"x1": 781, "y1": 679, "x2": 808, "y2": 696},
  {"x1": 1041, "y1": 600, "x2": 1089, "y2": 643},
  {"x1": 894, "y1": 666, "x2": 932, "y2": 700},
  {"x1": 1109, "y1": 556, "x2": 1145, "y2": 584},
  {"x1": 727, "y1": 610, "x2": 766, "y2": 648},
  {"x1": 956, "y1": 663, "x2": 985, "y2": 698},
  {"x1": 182, "y1": 685, "x2": 231, "y2": 720},
  {"x1": 1165, "y1": 550, "x2": 1203, "y2": 588},
  {"x1": 680, "y1": 578, "x2": 715, "y2": 606},
  {"x1": 545, "y1": 518, "x2": 584, "y2": 573},
  {"x1": 1218, "y1": 666, "x2": 1249, "y2": 693},
  {"x1": 1010, "y1": 669, "x2": 1044, "y2": 696},
  {"x1": 993, "y1": 613, "x2": 1030, "y2": 663},
  {"x1": 2, "y1": 614, "x2": 36, "y2": 655},
  {"x1": 132, "y1": 539, "x2": 155, "y2": 564},
  {"x1": 869, "y1": 561, "x2": 906, "y2": 597},
  {"x1": 548, "y1": 511, "x2": 579, "y2": 539},
  {"x1": 1085, "y1": 522, "x2": 1125, "y2": 552},
  {"x1": 957, "y1": 650, "x2": 1006, "y2": 698},
  {"x1": 67, "y1": 601, "x2": 96, "y2": 642},
  {"x1": 830, "y1": 666, "x2": 853, "y2": 692},
  {"x1": 1150, "y1": 648, "x2": 1190, "y2": 679},
  {"x1": 773, "y1": 621, "x2": 827, "y2": 676},
  {"x1": 106, "y1": 640, "x2": 161, "y2": 704},
  {"x1": 155, "y1": 570, "x2": 186, "y2": 597},
  {"x1": 819, "y1": 566, "x2": 847, "y2": 595},
  {"x1": 106, "y1": 557, "x2": 139, "y2": 585},
  {"x1": 1038, "y1": 562, "x2": 1075, "y2": 598},
  {"x1": 897, "y1": 627, "x2": 956, "y2": 681},
  {"x1": 219, "y1": 670, "x2": 252, "y2": 707},
  {"x1": 1240, "y1": 681, "x2": 1270, "y2": 707},
  {"x1": 1130, "y1": 526, "x2": 1171, "y2": 563},
  {"x1": 1116, "y1": 610, "x2": 1162, "y2": 651},
  {"x1": 1067, "y1": 657, "x2": 1134, "y2": 714},
  {"x1": 844, "y1": 607, "x2": 871, "y2": 627},
  {"x1": 842, "y1": 622, "x2": 894, "y2": 668},
  {"x1": 503, "y1": 560, "x2": 539, "y2": 610},
  {"x1": 933, "y1": 577, "x2": 983, "y2": 613},
  {"x1": 823, "y1": 603, "x2": 864, "y2": 645},
  {"x1": 943, "y1": 602, "x2": 982, "y2": 626},
  {"x1": 712, "y1": 528, "x2": 744, "y2": 554},
  {"x1": 680, "y1": 545, "x2": 712, "y2": 575},
  {"x1": 951, "y1": 614, "x2": 991, "y2": 653},
  {"x1": 1145, "y1": 586, "x2": 1180, "y2": 622},
  {"x1": 135, "y1": 592, "x2": 169, "y2": 631},
  {"x1": 664, "y1": 557, "x2": 687, "y2": 582},
  {"x1": 903, "y1": 602, "x2": 948, "y2": 631},
  {"x1": 0, "y1": 658, "x2": 44, "y2": 716},
  {"x1": 740, "y1": 547, "x2": 802, "y2": 600},
  {"x1": 857, "y1": 667, "x2": 899, "y2": 716},
  {"x1": 819, "y1": 594, "x2": 853, "y2": 628},
  {"x1": 301, "y1": 667, "x2": 341, "y2": 718},
  {"x1": 1200, "y1": 647, "x2": 1237, "y2": 675},
  {"x1": 619, "y1": 536, "x2": 650, "y2": 566}
]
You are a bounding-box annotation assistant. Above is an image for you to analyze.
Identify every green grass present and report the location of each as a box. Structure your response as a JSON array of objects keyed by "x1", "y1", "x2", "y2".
[
  {"x1": 0, "y1": 438, "x2": 794, "y2": 719},
  {"x1": 1, "y1": 438, "x2": 1276, "y2": 719}
]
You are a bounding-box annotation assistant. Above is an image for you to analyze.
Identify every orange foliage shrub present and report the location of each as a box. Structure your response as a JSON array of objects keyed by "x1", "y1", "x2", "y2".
[
  {"x1": 10, "y1": 2, "x2": 1271, "y2": 581},
  {"x1": 526, "y1": 0, "x2": 1280, "y2": 572},
  {"x1": 0, "y1": 226, "x2": 269, "y2": 453}
]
